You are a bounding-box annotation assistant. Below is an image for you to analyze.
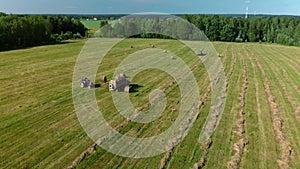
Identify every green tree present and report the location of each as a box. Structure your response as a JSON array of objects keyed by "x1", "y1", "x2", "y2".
[{"x1": 220, "y1": 24, "x2": 236, "y2": 42}]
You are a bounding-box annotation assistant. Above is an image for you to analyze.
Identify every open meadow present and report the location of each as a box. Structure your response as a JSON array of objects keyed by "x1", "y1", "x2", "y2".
[{"x1": 0, "y1": 38, "x2": 300, "y2": 169}]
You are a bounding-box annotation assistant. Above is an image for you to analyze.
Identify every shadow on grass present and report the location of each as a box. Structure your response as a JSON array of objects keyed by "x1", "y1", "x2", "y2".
[
  {"x1": 94, "y1": 83, "x2": 101, "y2": 88},
  {"x1": 0, "y1": 41, "x2": 75, "y2": 52},
  {"x1": 130, "y1": 84, "x2": 143, "y2": 93}
]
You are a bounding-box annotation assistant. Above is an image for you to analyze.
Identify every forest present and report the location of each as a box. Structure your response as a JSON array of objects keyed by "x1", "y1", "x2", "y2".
[
  {"x1": 183, "y1": 14, "x2": 300, "y2": 46},
  {"x1": 0, "y1": 12, "x2": 86, "y2": 50},
  {"x1": 1, "y1": 13, "x2": 300, "y2": 50},
  {"x1": 97, "y1": 14, "x2": 300, "y2": 46}
]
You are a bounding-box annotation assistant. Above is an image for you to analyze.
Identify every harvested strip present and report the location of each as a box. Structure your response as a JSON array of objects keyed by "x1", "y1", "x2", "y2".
[
  {"x1": 194, "y1": 48, "x2": 234, "y2": 169},
  {"x1": 227, "y1": 61, "x2": 249, "y2": 169},
  {"x1": 193, "y1": 138, "x2": 212, "y2": 169},
  {"x1": 160, "y1": 85, "x2": 211, "y2": 169},
  {"x1": 255, "y1": 58, "x2": 292, "y2": 169},
  {"x1": 271, "y1": 67, "x2": 300, "y2": 121},
  {"x1": 282, "y1": 69, "x2": 300, "y2": 96},
  {"x1": 67, "y1": 137, "x2": 108, "y2": 169}
]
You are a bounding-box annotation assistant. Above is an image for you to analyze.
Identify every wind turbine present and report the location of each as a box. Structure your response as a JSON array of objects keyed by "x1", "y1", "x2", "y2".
[{"x1": 245, "y1": 0, "x2": 250, "y2": 18}]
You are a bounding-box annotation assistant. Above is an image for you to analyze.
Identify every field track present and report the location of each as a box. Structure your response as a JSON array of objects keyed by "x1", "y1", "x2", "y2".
[{"x1": 0, "y1": 39, "x2": 299, "y2": 169}]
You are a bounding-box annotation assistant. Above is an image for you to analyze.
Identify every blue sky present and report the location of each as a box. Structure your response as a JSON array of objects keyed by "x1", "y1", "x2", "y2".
[{"x1": 0, "y1": 0, "x2": 300, "y2": 15}]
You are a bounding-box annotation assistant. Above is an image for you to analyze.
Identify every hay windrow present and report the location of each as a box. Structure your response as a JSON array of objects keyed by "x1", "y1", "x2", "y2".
[
  {"x1": 255, "y1": 57, "x2": 292, "y2": 169},
  {"x1": 194, "y1": 49, "x2": 231, "y2": 169},
  {"x1": 227, "y1": 63, "x2": 249, "y2": 169}
]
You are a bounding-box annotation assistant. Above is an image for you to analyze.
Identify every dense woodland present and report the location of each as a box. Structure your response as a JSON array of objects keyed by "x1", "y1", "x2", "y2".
[
  {"x1": 0, "y1": 12, "x2": 86, "y2": 50},
  {"x1": 98, "y1": 14, "x2": 300, "y2": 46},
  {"x1": 183, "y1": 14, "x2": 300, "y2": 46},
  {"x1": 1, "y1": 12, "x2": 300, "y2": 50}
]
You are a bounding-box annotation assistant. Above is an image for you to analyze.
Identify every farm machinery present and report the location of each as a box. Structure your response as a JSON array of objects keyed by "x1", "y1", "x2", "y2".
[
  {"x1": 80, "y1": 77, "x2": 94, "y2": 89},
  {"x1": 109, "y1": 74, "x2": 130, "y2": 93}
]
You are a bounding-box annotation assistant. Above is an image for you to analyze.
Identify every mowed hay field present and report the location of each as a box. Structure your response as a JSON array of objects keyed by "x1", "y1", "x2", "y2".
[{"x1": 1, "y1": 39, "x2": 300, "y2": 169}]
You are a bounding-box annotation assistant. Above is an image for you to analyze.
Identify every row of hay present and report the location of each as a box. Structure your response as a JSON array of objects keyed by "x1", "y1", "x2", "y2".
[
  {"x1": 227, "y1": 64, "x2": 249, "y2": 169},
  {"x1": 67, "y1": 137, "x2": 108, "y2": 169},
  {"x1": 226, "y1": 49, "x2": 236, "y2": 80},
  {"x1": 193, "y1": 138, "x2": 212, "y2": 169},
  {"x1": 255, "y1": 58, "x2": 292, "y2": 169},
  {"x1": 159, "y1": 58, "x2": 209, "y2": 169},
  {"x1": 159, "y1": 81, "x2": 211, "y2": 169},
  {"x1": 192, "y1": 87, "x2": 212, "y2": 169},
  {"x1": 193, "y1": 49, "x2": 232, "y2": 169}
]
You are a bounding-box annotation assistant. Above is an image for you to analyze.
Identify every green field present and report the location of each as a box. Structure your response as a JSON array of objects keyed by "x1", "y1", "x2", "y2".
[
  {"x1": 80, "y1": 20, "x2": 114, "y2": 34},
  {"x1": 1, "y1": 39, "x2": 300, "y2": 169},
  {"x1": 80, "y1": 20, "x2": 101, "y2": 30}
]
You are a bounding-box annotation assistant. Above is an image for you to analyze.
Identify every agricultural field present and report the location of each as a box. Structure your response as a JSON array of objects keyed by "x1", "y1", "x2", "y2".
[
  {"x1": 0, "y1": 38, "x2": 300, "y2": 169},
  {"x1": 80, "y1": 20, "x2": 114, "y2": 35}
]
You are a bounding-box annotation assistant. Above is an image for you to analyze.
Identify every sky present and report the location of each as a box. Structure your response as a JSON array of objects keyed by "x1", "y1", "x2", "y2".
[{"x1": 0, "y1": 0, "x2": 300, "y2": 15}]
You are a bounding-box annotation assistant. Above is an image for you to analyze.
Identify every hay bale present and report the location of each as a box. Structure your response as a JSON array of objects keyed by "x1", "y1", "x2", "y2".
[
  {"x1": 124, "y1": 86, "x2": 130, "y2": 93},
  {"x1": 100, "y1": 76, "x2": 107, "y2": 83}
]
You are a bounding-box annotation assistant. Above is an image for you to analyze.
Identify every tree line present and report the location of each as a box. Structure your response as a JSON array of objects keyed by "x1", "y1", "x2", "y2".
[
  {"x1": 96, "y1": 15, "x2": 206, "y2": 40},
  {"x1": 0, "y1": 13, "x2": 87, "y2": 50},
  {"x1": 97, "y1": 14, "x2": 300, "y2": 47},
  {"x1": 183, "y1": 14, "x2": 300, "y2": 46}
]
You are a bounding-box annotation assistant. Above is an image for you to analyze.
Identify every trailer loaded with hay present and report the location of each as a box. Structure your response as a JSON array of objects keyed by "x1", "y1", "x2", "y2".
[{"x1": 109, "y1": 74, "x2": 130, "y2": 93}]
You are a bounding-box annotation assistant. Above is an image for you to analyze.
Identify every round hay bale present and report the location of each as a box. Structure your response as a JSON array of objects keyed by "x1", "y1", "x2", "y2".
[
  {"x1": 100, "y1": 76, "x2": 107, "y2": 83},
  {"x1": 170, "y1": 55, "x2": 175, "y2": 60},
  {"x1": 149, "y1": 44, "x2": 155, "y2": 48},
  {"x1": 124, "y1": 86, "x2": 130, "y2": 93}
]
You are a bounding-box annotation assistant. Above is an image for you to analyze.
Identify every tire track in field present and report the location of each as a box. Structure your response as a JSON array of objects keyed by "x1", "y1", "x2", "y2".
[
  {"x1": 254, "y1": 55, "x2": 292, "y2": 169},
  {"x1": 227, "y1": 46, "x2": 249, "y2": 169}
]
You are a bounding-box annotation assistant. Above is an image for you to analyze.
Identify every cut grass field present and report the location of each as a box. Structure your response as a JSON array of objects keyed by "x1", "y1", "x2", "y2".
[{"x1": 0, "y1": 39, "x2": 300, "y2": 169}]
